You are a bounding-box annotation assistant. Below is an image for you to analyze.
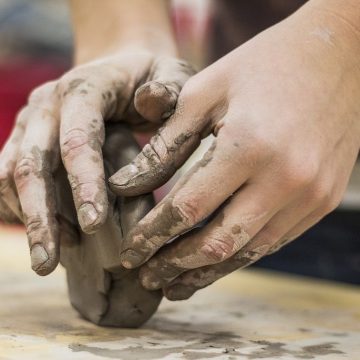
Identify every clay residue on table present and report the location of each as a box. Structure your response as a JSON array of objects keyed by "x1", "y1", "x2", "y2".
[{"x1": 1, "y1": 230, "x2": 359, "y2": 360}]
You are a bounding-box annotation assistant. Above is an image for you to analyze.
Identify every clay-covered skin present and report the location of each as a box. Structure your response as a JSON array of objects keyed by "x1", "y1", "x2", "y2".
[
  {"x1": 57, "y1": 124, "x2": 162, "y2": 327},
  {"x1": 0, "y1": 52, "x2": 195, "y2": 277}
]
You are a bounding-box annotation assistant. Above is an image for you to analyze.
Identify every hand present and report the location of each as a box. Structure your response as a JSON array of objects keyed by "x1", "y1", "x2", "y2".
[
  {"x1": 110, "y1": 4, "x2": 360, "y2": 300},
  {"x1": 0, "y1": 50, "x2": 194, "y2": 275}
]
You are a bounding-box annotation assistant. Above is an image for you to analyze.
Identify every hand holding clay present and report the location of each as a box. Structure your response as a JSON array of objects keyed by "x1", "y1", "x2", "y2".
[
  {"x1": 58, "y1": 123, "x2": 162, "y2": 327},
  {"x1": 110, "y1": 3, "x2": 360, "y2": 300},
  {"x1": 0, "y1": 51, "x2": 194, "y2": 276}
]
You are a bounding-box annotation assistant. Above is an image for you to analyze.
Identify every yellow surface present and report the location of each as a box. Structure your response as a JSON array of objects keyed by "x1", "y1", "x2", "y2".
[{"x1": 0, "y1": 224, "x2": 359, "y2": 360}]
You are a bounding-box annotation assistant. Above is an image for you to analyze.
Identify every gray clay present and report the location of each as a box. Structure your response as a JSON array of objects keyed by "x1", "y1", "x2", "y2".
[{"x1": 55, "y1": 123, "x2": 162, "y2": 327}]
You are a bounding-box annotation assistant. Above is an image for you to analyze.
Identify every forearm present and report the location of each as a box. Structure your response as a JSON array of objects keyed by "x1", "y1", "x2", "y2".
[{"x1": 70, "y1": 0, "x2": 176, "y2": 64}]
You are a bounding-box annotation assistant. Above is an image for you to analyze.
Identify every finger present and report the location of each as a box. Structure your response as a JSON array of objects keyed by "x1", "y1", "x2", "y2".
[
  {"x1": 162, "y1": 230, "x2": 284, "y2": 302},
  {"x1": 0, "y1": 107, "x2": 28, "y2": 220},
  {"x1": 14, "y1": 105, "x2": 61, "y2": 276},
  {"x1": 163, "y1": 250, "x2": 260, "y2": 301},
  {"x1": 135, "y1": 57, "x2": 195, "y2": 122},
  {"x1": 163, "y1": 197, "x2": 318, "y2": 300},
  {"x1": 59, "y1": 82, "x2": 109, "y2": 234},
  {"x1": 120, "y1": 133, "x2": 255, "y2": 269},
  {"x1": 138, "y1": 176, "x2": 291, "y2": 290},
  {"x1": 109, "y1": 74, "x2": 219, "y2": 196},
  {"x1": 161, "y1": 158, "x2": 340, "y2": 300}
]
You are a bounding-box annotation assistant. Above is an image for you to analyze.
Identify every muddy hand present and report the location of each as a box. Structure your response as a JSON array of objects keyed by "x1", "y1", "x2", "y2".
[
  {"x1": 0, "y1": 84, "x2": 61, "y2": 275},
  {"x1": 58, "y1": 51, "x2": 194, "y2": 235},
  {"x1": 0, "y1": 51, "x2": 194, "y2": 276},
  {"x1": 110, "y1": 3, "x2": 360, "y2": 299}
]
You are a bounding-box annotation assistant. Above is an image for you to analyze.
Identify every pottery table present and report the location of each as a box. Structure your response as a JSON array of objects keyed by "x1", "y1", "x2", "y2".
[{"x1": 0, "y1": 224, "x2": 359, "y2": 360}]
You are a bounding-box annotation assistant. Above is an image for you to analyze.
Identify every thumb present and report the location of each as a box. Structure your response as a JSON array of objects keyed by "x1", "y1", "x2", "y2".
[
  {"x1": 109, "y1": 82, "x2": 209, "y2": 196},
  {"x1": 134, "y1": 57, "x2": 195, "y2": 123}
]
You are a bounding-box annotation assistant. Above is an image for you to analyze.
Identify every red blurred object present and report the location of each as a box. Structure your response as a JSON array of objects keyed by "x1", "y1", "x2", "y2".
[
  {"x1": 171, "y1": 2, "x2": 212, "y2": 67},
  {"x1": 0, "y1": 57, "x2": 68, "y2": 149}
]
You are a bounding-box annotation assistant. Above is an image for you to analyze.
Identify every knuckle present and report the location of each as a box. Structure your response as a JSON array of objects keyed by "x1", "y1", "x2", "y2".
[
  {"x1": 14, "y1": 155, "x2": 40, "y2": 182},
  {"x1": 59, "y1": 72, "x2": 91, "y2": 98},
  {"x1": 280, "y1": 160, "x2": 319, "y2": 190},
  {"x1": 248, "y1": 132, "x2": 275, "y2": 155},
  {"x1": 201, "y1": 234, "x2": 235, "y2": 263},
  {"x1": 25, "y1": 215, "x2": 47, "y2": 240},
  {"x1": 67, "y1": 179, "x2": 106, "y2": 209},
  {"x1": 308, "y1": 181, "x2": 332, "y2": 205},
  {"x1": 61, "y1": 128, "x2": 95, "y2": 160},
  {"x1": 59, "y1": 72, "x2": 76, "y2": 86},
  {"x1": 228, "y1": 129, "x2": 276, "y2": 167},
  {"x1": 172, "y1": 199, "x2": 203, "y2": 228}
]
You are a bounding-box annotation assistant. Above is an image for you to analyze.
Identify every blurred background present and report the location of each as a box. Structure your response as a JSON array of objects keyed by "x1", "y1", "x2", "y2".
[
  {"x1": 0, "y1": 0, "x2": 359, "y2": 285},
  {"x1": 0, "y1": 0, "x2": 71, "y2": 147}
]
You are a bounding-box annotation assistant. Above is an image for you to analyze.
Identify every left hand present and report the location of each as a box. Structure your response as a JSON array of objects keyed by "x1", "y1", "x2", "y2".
[
  {"x1": 109, "y1": 3, "x2": 360, "y2": 300},
  {"x1": 0, "y1": 50, "x2": 194, "y2": 276}
]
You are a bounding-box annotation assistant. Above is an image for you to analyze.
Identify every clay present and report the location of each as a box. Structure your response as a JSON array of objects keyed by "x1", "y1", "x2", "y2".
[
  {"x1": 62, "y1": 78, "x2": 86, "y2": 97},
  {"x1": 56, "y1": 123, "x2": 162, "y2": 327}
]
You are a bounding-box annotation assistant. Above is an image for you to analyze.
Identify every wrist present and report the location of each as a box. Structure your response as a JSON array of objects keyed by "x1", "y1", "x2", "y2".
[
  {"x1": 74, "y1": 28, "x2": 177, "y2": 65},
  {"x1": 70, "y1": 0, "x2": 177, "y2": 65}
]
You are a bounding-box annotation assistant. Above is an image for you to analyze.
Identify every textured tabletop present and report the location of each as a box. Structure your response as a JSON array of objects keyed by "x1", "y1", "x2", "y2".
[{"x1": 0, "y1": 224, "x2": 359, "y2": 360}]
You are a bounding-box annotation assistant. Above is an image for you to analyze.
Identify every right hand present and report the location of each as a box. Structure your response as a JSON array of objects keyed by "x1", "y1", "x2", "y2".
[
  {"x1": 109, "y1": 3, "x2": 360, "y2": 299},
  {"x1": 0, "y1": 49, "x2": 194, "y2": 276}
]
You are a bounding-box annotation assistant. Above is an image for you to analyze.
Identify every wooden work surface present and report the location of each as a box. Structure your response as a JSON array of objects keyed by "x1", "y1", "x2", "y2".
[{"x1": 0, "y1": 225, "x2": 359, "y2": 360}]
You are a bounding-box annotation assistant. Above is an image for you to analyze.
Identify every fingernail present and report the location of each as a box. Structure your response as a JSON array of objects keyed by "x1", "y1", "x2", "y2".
[
  {"x1": 31, "y1": 245, "x2": 49, "y2": 273},
  {"x1": 109, "y1": 164, "x2": 138, "y2": 187},
  {"x1": 78, "y1": 203, "x2": 98, "y2": 230},
  {"x1": 140, "y1": 271, "x2": 162, "y2": 290},
  {"x1": 165, "y1": 284, "x2": 195, "y2": 301},
  {"x1": 120, "y1": 249, "x2": 143, "y2": 269}
]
